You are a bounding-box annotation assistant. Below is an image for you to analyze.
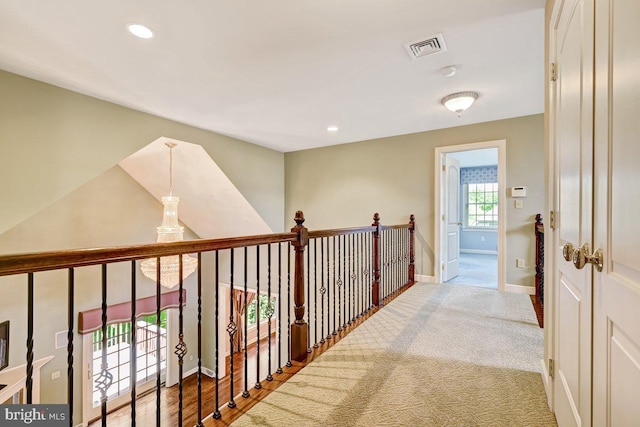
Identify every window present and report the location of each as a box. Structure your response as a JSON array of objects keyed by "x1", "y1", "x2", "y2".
[
  {"x1": 466, "y1": 182, "x2": 498, "y2": 228},
  {"x1": 91, "y1": 311, "x2": 167, "y2": 407},
  {"x1": 247, "y1": 294, "x2": 276, "y2": 326}
]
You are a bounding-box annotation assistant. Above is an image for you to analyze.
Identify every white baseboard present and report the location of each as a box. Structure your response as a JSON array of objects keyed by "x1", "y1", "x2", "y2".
[
  {"x1": 415, "y1": 274, "x2": 437, "y2": 283},
  {"x1": 460, "y1": 249, "x2": 498, "y2": 255},
  {"x1": 505, "y1": 283, "x2": 535, "y2": 295},
  {"x1": 540, "y1": 358, "x2": 553, "y2": 409},
  {"x1": 183, "y1": 365, "x2": 215, "y2": 379}
]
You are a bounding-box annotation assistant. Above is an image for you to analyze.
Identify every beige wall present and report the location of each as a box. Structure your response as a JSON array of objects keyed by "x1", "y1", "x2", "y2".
[
  {"x1": 0, "y1": 70, "x2": 285, "y2": 422},
  {"x1": 0, "y1": 69, "x2": 285, "y2": 236},
  {"x1": 285, "y1": 114, "x2": 545, "y2": 287},
  {"x1": 0, "y1": 167, "x2": 208, "y2": 421}
]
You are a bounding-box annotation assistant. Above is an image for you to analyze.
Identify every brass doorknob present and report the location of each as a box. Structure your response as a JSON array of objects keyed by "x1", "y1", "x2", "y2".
[
  {"x1": 572, "y1": 243, "x2": 604, "y2": 272},
  {"x1": 562, "y1": 242, "x2": 575, "y2": 262}
]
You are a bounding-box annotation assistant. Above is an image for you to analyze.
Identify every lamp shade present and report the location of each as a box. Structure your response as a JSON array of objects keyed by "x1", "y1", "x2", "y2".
[{"x1": 441, "y1": 92, "x2": 478, "y2": 116}]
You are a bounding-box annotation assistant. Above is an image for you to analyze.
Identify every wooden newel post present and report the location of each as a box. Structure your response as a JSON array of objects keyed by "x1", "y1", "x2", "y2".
[
  {"x1": 409, "y1": 214, "x2": 415, "y2": 284},
  {"x1": 291, "y1": 210, "x2": 309, "y2": 362},
  {"x1": 372, "y1": 213, "x2": 381, "y2": 307}
]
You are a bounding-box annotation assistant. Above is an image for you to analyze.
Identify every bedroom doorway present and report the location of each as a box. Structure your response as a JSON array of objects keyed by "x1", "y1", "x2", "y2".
[{"x1": 434, "y1": 140, "x2": 506, "y2": 291}]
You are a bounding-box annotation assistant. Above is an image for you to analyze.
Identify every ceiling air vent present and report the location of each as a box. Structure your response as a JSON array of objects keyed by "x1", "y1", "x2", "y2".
[{"x1": 404, "y1": 33, "x2": 447, "y2": 60}]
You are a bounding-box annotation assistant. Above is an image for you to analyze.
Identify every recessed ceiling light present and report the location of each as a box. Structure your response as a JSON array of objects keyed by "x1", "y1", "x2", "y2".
[
  {"x1": 127, "y1": 23, "x2": 154, "y2": 39},
  {"x1": 327, "y1": 126, "x2": 339, "y2": 132}
]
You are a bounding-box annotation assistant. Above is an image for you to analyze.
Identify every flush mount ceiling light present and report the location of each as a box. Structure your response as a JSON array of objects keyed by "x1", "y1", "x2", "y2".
[
  {"x1": 127, "y1": 23, "x2": 154, "y2": 39},
  {"x1": 441, "y1": 91, "x2": 478, "y2": 117},
  {"x1": 327, "y1": 126, "x2": 339, "y2": 132}
]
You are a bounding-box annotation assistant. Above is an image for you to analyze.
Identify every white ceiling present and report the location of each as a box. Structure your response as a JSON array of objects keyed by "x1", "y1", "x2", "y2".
[
  {"x1": 0, "y1": 1, "x2": 545, "y2": 153},
  {"x1": 119, "y1": 138, "x2": 273, "y2": 238}
]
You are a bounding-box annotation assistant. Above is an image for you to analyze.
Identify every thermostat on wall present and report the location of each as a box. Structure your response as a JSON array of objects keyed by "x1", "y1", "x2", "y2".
[{"x1": 510, "y1": 187, "x2": 527, "y2": 198}]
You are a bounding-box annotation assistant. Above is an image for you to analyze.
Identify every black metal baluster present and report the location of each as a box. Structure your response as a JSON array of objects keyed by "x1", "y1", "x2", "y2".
[
  {"x1": 313, "y1": 239, "x2": 318, "y2": 348},
  {"x1": 386, "y1": 230, "x2": 391, "y2": 298},
  {"x1": 381, "y1": 231, "x2": 386, "y2": 300},
  {"x1": 197, "y1": 253, "x2": 203, "y2": 427},
  {"x1": 228, "y1": 249, "x2": 237, "y2": 408},
  {"x1": 360, "y1": 233, "x2": 368, "y2": 315},
  {"x1": 344, "y1": 234, "x2": 353, "y2": 325},
  {"x1": 155, "y1": 258, "x2": 161, "y2": 427},
  {"x1": 396, "y1": 229, "x2": 400, "y2": 292},
  {"x1": 277, "y1": 243, "x2": 283, "y2": 375},
  {"x1": 243, "y1": 247, "x2": 250, "y2": 398},
  {"x1": 175, "y1": 256, "x2": 188, "y2": 427},
  {"x1": 320, "y1": 238, "x2": 326, "y2": 344},
  {"x1": 213, "y1": 251, "x2": 221, "y2": 419},
  {"x1": 67, "y1": 268, "x2": 75, "y2": 427},
  {"x1": 392, "y1": 228, "x2": 396, "y2": 293},
  {"x1": 332, "y1": 236, "x2": 337, "y2": 336},
  {"x1": 337, "y1": 235, "x2": 343, "y2": 331},
  {"x1": 255, "y1": 246, "x2": 262, "y2": 389},
  {"x1": 266, "y1": 244, "x2": 274, "y2": 381},
  {"x1": 342, "y1": 235, "x2": 347, "y2": 330},
  {"x1": 366, "y1": 233, "x2": 371, "y2": 311},
  {"x1": 358, "y1": 233, "x2": 363, "y2": 317},
  {"x1": 306, "y1": 241, "x2": 311, "y2": 352},
  {"x1": 349, "y1": 234, "x2": 358, "y2": 323},
  {"x1": 406, "y1": 228, "x2": 410, "y2": 284},
  {"x1": 286, "y1": 243, "x2": 292, "y2": 368},
  {"x1": 129, "y1": 263, "x2": 137, "y2": 427},
  {"x1": 396, "y1": 229, "x2": 402, "y2": 290},
  {"x1": 26, "y1": 273, "x2": 34, "y2": 404},
  {"x1": 326, "y1": 237, "x2": 331, "y2": 341},
  {"x1": 98, "y1": 265, "x2": 113, "y2": 426}
]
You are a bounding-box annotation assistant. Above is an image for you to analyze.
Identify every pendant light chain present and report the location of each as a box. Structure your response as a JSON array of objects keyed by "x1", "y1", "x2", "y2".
[{"x1": 166, "y1": 142, "x2": 177, "y2": 196}]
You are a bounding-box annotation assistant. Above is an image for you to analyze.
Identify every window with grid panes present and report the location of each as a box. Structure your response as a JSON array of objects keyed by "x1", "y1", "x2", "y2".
[{"x1": 466, "y1": 182, "x2": 499, "y2": 228}]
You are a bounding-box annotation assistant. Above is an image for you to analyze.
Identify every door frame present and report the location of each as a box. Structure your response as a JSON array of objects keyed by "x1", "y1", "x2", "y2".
[{"x1": 434, "y1": 140, "x2": 507, "y2": 290}]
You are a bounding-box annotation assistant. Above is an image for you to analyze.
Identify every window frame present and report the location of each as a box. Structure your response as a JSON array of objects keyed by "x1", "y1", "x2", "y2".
[{"x1": 463, "y1": 182, "x2": 499, "y2": 230}]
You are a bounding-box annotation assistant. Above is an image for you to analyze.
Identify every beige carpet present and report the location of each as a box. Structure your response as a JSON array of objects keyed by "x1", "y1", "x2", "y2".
[{"x1": 231, "y1": 283, "x2": 557, "y2": 427}]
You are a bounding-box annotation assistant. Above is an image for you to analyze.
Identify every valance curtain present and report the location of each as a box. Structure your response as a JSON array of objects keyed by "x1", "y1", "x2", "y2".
[{"x1": 78, "y1": 290, "x2": 186, "y2": 334}]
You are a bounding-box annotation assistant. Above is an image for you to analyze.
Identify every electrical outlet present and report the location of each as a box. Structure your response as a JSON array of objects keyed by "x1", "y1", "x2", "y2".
[
  {"x1": 51, "y1": 370, "x2": 61, "y2": 380},
  {"x1": 190, "y1": 355, "x2": 194, "y2": 361},
  {"x1": 480, "y1": 236, "x2": 485, "y2": 242},
  {"x1": 516, "y1": 258, "x2": 525, "y2": 268},
  {"x1": 515, "y1": 199, "x2": 523, "y2": 209}
]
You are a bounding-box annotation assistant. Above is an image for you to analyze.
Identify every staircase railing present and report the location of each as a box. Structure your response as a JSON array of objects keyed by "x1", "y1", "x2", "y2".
[{"x1": 0, "y1": 211, "x2": 415, "y2": 426}]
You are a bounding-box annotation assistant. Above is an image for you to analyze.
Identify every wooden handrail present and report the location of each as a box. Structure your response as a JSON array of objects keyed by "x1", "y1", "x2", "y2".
[
  {"x1": 308, "y1": 226, "x2": 377, "y2": 239},
  {"x1": 0, "y1": 232, "x2": 297, "y2": 276},
  {"x1": 380, "y1": 223, "x2": 412, "y2": 230},
  {"x1": 0, "y1": 210, "x2": 417, "y2": 424}
]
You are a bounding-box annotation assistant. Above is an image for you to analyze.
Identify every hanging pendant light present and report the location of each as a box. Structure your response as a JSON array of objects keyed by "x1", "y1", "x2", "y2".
[{"x1": 141, "y1": 142, "x2": 197, "y2": 288}]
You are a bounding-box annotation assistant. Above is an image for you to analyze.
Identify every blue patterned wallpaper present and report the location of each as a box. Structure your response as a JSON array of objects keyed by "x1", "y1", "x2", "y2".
[{"x1": 460, "y1": 166, "x2": 498, "y2": 185}]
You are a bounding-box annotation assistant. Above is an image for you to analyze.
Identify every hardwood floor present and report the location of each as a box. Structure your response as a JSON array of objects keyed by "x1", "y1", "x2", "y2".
[{"x1": 91, "y1": 285, "x2": 415, "y2": 427}]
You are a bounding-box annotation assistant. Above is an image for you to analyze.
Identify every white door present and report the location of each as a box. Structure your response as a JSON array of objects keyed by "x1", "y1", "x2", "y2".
[
  {"x1": 443, "y1": 155, "x2": 461, "y2": 282},
  {"x1": 551, "y1": 0, "x2": 594, "y2": 425},
  {"x1": 592, "y1": 0, "x2": 640, "y2": 424}
]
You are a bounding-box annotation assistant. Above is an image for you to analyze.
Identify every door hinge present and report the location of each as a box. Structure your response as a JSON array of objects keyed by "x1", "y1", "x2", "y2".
[
  {"x1": 442, "y1": 164, "x2": 446, "y2": 171},
  {"x1": 441, "y1": 263, "x2": 445, "y2": 271},
  {"x1": 550, "y1": 62, "x2": 557, "y2": 81},
  {"x1": 442, "y1": 214, "x2": 445, "y2": 221},
  {"x1": 548, "y1": 359, "x2": 555, "y2": 378},
  {"x1": 549, "y1": 210, "x2": 556, "y2": 230}
]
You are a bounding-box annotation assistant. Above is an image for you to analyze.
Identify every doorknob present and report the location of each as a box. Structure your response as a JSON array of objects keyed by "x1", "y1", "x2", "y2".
[
  {"x1": 572, "y1": 243, "x2": 604, "y2": 272},
  {"x1": 457, "y1": 222, "x2": 463, "y2": 226},
  {"x1": 562, "y1": 242, "x2": 575, "y2": 262}
]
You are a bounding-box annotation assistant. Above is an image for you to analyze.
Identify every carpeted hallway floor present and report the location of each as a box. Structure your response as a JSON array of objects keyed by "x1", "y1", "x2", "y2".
[
  {"x1": 446, "y1": 252, "x2": 498, "y2": 289},
  {"x1": 230, "y1": 282, "x2": 556, "y2": 427}
]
